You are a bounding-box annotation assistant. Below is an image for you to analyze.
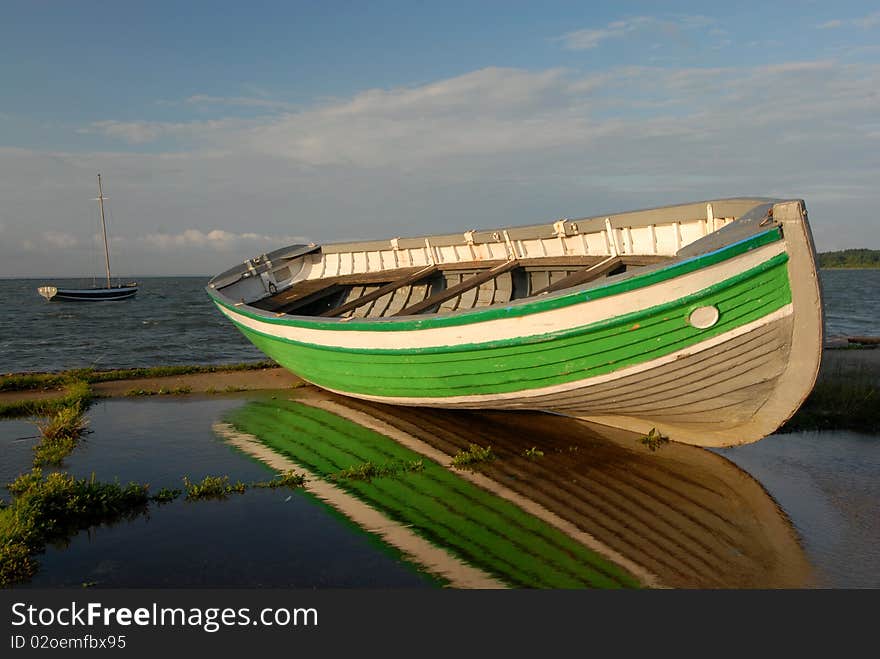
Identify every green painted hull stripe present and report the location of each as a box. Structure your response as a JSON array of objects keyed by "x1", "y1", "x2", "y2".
[
  {"x1": 210, "y1": 227, "x2": 783, "y2": 332},
  {"x1": 226, "y1": 399, "x2": 640, "y2": 588},
  {"x1": 229, "y1": 255, "x2": 791, "y2": 398}
]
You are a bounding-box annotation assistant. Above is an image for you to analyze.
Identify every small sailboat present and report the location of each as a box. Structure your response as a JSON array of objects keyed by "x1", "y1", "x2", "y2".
[{"x1": 37, "y1": 174, "x2": 138, "y2": 302}]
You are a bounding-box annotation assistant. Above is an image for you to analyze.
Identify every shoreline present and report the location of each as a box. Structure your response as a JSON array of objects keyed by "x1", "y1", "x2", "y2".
[
  {"x1": 89, "y1": 366, "x2": 302, "y2": 397},
  {"x1": 1, "y1": 348, "x2": 878, "y2": 430}
]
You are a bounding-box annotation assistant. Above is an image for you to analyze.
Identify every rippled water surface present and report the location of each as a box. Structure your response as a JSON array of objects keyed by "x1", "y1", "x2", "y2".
[
  {"x1": 819, "y1": 269, "x2": 880, "y2": 338},
  {"x1": 1, "y1": 396, "x2": 877, "y2": 588},
  {"x1": 1, "y1": 277, "x2": 264, "y2": 374},
  {"x1": 1, "y1": 398, "x2": 436, "y2": 588},
  {"x1": 716, "y1": 429, "x2": 880, "y2": 588}
]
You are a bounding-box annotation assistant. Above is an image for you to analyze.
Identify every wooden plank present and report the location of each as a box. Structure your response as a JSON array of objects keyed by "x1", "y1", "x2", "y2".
[
  {"x1": 395, "y1": 260, "x2": 520, "y2": 316},
  {"x1": 256, "y1": 278, "x2": 342, "y2": 312},
  {"x1": 531, "y1": 256, "x2": 622, "y2": 296},
  {"x1": 519, "y1": 256, "x2": 606, "y2": 268},
  {"x1": 436, "y1": 259, "x2": 508, "y2": 272},
  {"x1": 438, "y1": 256, "x2": 604, "y2": 271},
  {"x1": 621, "y1": 255, "x2": 671, "y2": 266},
  {"x1": 333, "y1": 266, "x2": 427, "y2": 285},
  {"x1": 320, "y1": 265, "x2": 438, "y2": 317},
  {"x1": 847, "y1": 336, "x2": 880, "y2": 345}
]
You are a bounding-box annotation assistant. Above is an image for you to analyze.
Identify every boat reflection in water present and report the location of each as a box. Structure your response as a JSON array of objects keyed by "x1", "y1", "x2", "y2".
[{"x1": 216, "y1": 387, "x2": 812, "y2": 589}]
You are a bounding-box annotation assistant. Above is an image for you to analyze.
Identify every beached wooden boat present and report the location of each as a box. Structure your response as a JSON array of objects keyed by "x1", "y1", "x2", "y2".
[{"x1": 207, "y1": 197, "x2": 823, "y2": 447}]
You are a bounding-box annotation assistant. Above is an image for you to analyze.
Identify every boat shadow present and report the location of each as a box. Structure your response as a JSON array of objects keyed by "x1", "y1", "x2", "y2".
[{"x1": 218, "y1": 386, "x2": 813, "y2": 589}]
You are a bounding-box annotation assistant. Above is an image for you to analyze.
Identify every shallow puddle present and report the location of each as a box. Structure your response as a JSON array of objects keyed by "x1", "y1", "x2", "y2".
[
  {"x1": 2, "y1": 392, "x2": 877, "y2": 588},
  {"x1": 715, "y1": 429, "x2": 880, "y2": 588},
  {"x1": 2, "y1": 396, "x2": 437, "y2": 589}
]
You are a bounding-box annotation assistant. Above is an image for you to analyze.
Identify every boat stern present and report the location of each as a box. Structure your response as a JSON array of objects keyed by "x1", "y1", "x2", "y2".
[{"x1": 37, "y1": 286, "x2": 57, "y2": 301}]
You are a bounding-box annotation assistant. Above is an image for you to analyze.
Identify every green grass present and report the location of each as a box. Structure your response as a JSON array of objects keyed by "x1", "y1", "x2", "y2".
[
  {"x1": 0, "y1": 361, "x2": 277, "y2": 393},
  {"x1": 124, "y1": 386, "x2": 192, "y2": 397},
  {"x1": 331, "y1": 459, "x2": 425, "y2": 482},
  {"x1": 640, "y1": 428, "x2": 669, "y2": 452},
  {"x1": 1, "y1": 469, "x2": 150, "y2": 587},
  {"x1": 785, "y1": 363, "x2": 878, "y2": 433},
  {"x1": 32, "y1": 404, "x2": 89, "y2": 467},
  {"x1": 451, "y1": 444, "x2": 495, "y2": 469},
  {"x1": 152, "y1": 488, "x2": 182, "y2": 503},
  {"x1": 0, "y1": 360, "x2": 281, "y2": 418},
  {"x1": 0, "y1": 381, "x2": 92, "y2": 419},
  {"x1": 182, "y1": 475, "x2": 247, "y2": 500},
  {"x1": 206, "y1": 385, "x2": 251, "y2": 394},
  {"x1": 252, "y1": 471, "x2": 308, "y2": 489},
  {"x1": 182, "y1": 471, "x2": 308, "y2": 499},
  {"x1": 0, "y1": 373, "x2": 69, "y2": 392}
]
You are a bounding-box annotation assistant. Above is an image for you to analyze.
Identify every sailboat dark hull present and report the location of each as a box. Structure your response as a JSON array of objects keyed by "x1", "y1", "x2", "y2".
[
  {"x1": 38, "y1": 285, "x2": 138, "y2": 301},
  {"x1": 36, "y1": 174, "x2": 137, "y2": 304}
]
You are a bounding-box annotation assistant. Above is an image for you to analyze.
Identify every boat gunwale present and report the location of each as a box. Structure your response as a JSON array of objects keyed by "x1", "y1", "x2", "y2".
[
  {"x1": 318, "y1": 196, "x2": 782, "y2": 252},
  {"x1": 207, "y1": 225, "x2": 784, "y2": 332},
  {"x1": 47, "y1": 285, "x2": 139, "y2": 294}
]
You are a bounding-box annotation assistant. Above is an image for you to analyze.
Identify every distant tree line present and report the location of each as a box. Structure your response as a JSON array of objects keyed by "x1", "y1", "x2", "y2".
[{"x1": 817, "y1": 249, "x2": 880, "y2": 269}]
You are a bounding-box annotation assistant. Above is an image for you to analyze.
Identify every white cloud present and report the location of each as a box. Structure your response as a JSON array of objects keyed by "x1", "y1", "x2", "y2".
[
  {"x1": 247, "y1": 67, "x2": 599, "y2": 166},
  {"x1": 819, "y1": 11, "x2": 880, "y2": 29},
  {"x1": 185, "y1": 94, "x2": 294, "y2": 111},
  {"x1": 855, "y1": 11, "x2": 880, "y2": 28},
  {"x1": 80, "y1": 120, "x2": 170, "y2": 144},
  {"x1": 3, "y1": 54, "x2": 879, "y2": 278},
  {"x1": 78, "y1": 118, "x2": 255, "y2": 145},
  {"x1": 42, "y1": 231, "x2": 79, "y2": 248},
  {"x1": 557, "y1": 16, "x2": 658, "y2": 50},
  {"x1": 142, "y1": 229, "x2": 306, "y2": 251},
  {"x1": 556, "y1": 15, "x2": 715, "y2": 50}
]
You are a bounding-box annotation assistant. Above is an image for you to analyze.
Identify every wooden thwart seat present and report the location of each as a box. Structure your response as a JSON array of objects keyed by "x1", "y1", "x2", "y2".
[
  {"x1": 320, "y1": 265, "x2": 438, "y2": 317},
  {"x1": 255, "y1": 253, "x2": 666, "y2": 317},
  {"x1": 531, "y1": 256, "x2": 622, "y2": 296},
  {"x1": 395, "y1": 260, "x2": 520, "y2": 316}
]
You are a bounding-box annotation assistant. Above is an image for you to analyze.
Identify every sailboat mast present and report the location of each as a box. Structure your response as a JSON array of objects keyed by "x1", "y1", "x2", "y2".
[{"x1": 97, "y1": 173, "x2": 112, "y2": 289}]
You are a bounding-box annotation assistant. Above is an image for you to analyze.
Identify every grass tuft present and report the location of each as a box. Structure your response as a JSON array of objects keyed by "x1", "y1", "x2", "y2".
[
  {"x1": 1, "y1": 469, "x2": 150, "y2": 587},
  {"x1": 640, "y1": 428, "x2": 669, "y2": 451},
  {"x1": 252, "y1": 471, "x2": 307, "y2": 489},
  {"x1": 331, "y1": 460, "x2": 424, "y2": 482},
  {"x1": 451, "y1": 444, "x2": 495, "y2": 469},
  {"x1": 0, "y1": 381, "x2": 92, "y2": 420},
  {"x1": 785, "y1": 362, "x2": 878, "y2": 433},
  {"x1": 32, "y1": 403, "x2": 89, "y2": 467},
  {"x1": 151, "y1": 488, "x2": 182, "y2": 503},
  {"x1": 182, "y1": 475, "x2": 247, "y2": 500},
  {"x1": 124, "y1": 386, "x2": 192, "y2": 397},
  {"x1": 1, "y1": 361, "x2": 277, "y2": 393}
]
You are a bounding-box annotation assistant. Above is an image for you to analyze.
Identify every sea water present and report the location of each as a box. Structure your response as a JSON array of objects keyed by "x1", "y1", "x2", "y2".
[{"x1": 1, "y1": 277, "x2": 263, "y2": 373}]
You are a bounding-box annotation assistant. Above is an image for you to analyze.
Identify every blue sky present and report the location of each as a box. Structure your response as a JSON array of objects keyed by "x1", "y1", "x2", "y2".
[{"x1": 1, "y1": 1, "x2": 878, "y2": 276}]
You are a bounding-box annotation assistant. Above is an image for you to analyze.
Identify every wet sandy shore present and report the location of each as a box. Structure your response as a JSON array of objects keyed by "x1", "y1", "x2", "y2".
[{"x1": 3, "y1": 347, "x2": 875, "y2": 405}]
